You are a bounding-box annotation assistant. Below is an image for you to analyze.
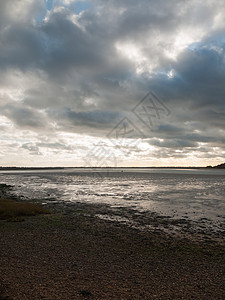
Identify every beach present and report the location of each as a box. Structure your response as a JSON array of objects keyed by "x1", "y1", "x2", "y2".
[{"x1": 0, "y1": 184, "x2": 225, "y2": 299}]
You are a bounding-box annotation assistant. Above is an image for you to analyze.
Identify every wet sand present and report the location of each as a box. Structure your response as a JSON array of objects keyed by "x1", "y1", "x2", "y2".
[{"x1": 0, "y1": 186, "x2": 225, "y2": 299}]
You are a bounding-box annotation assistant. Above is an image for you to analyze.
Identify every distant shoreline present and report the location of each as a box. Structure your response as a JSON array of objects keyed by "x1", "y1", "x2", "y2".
[{"x1": 0, "y1": 166, "x2": 224, "y2": 170}]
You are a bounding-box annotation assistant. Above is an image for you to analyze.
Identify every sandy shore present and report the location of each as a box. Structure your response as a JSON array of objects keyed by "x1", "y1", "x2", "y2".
[{"x1": 0, "y1": 186, "x2": 225, "y2": 299}]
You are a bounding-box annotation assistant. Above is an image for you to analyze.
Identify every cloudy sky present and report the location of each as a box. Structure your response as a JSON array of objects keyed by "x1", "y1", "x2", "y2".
[{"x1": 0, "y1": 0, "x2": 225, "y2": 167}]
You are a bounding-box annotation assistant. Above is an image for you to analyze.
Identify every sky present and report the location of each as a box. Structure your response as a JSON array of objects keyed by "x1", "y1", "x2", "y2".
[{"x1": 0, "y1": 0, "x2": 225, "y2": 167}]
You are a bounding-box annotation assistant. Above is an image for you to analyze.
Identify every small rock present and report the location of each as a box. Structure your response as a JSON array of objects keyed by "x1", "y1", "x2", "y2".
[{"x1": 79, "y1": 290, "x2": 93, "y2": 297}]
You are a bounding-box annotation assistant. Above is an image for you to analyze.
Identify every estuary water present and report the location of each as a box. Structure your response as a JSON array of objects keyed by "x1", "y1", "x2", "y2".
[{"x1": 0, "y1": 168, "x2": 225, "y2": 238}]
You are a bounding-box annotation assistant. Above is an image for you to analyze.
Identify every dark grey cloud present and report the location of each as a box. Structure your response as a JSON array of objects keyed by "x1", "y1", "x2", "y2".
[
  {"x1": 47, "y1": 107, "x2": 122, "y2": 129},
  {"x1": 1, "y1": 103, "x2": 45, "y2": 129}
]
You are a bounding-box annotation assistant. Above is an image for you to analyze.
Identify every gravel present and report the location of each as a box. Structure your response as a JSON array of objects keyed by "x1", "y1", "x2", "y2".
[
  {"x1": 0, "y1": 184, "x2": 225, "y2": 299},
  {"x1": 0, "y1": 207, "x2": 225, "y2": 299}
]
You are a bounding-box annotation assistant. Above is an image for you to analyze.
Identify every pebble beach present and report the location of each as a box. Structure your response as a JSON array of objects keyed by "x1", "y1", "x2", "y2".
[{"x1": 0, "y1": 184, "x2": 225, "y2": 299}]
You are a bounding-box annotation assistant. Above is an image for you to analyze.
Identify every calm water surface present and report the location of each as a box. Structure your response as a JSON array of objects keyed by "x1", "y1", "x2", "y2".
[{"x1": 0, "y1": 168, "x2": 225, "y2": 234}]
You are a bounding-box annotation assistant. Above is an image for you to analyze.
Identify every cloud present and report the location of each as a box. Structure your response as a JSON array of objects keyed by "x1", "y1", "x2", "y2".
[
  {"x1": 0, "y1": 102, "x2": 46, "y2": 129},
  {"x1": 0, "y1": 0, "x2": 225, "y2": 166}
]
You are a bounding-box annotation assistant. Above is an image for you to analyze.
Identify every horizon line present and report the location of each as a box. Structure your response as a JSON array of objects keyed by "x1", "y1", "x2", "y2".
[{"x1": 0, "y1": 165, "x2": 223, "y2": 169}]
